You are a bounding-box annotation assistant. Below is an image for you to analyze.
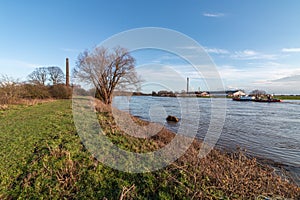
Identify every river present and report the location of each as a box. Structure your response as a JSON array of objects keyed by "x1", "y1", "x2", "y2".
[{"x1": 113, "y1": 96, "x2": 300, "y2": 184}]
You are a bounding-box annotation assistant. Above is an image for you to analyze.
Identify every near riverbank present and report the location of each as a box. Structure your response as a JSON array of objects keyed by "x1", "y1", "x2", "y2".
[{"x1": 0, "y1": 100, "x2": 299, "y2": 199}]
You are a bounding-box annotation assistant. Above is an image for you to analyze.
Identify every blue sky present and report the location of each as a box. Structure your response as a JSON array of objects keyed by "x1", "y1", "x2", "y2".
[{"x1": 0, "y1": 0, "x2": 300, "y2": 94}]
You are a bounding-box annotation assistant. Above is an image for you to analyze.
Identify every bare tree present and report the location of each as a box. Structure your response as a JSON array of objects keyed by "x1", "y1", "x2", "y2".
[
  {"x1": 48, "y1": 66, "x2": 65, "y2": 85},
  {"x1": 0, "y1": 75, "x2": 21, "y2": 104},
  {"x1": 28, "y1": 67, "x2": 48, "y2": 85},
  {"x1": 74, "y1": 46, "x2": 141, "y2": 104}
]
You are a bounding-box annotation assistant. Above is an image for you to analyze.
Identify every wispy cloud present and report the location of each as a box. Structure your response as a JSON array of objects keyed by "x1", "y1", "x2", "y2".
[
  {"x1": 177, "y1": 46, "x2": 229, "y2": 54},
  {"x1": 203, "y1": 12, "x2": 225, "y2": 18},
  {"x1": 271, "y1": 75, "x2": 300, "y2": 82},
  {"x1": 0, "y1": 59, "x2": 43, "y2": 80},
  {"x1": 253, "y1": 74, "x2": 300, "y2": 94},
  {"x1": 136, "y1": 64, "x2": 186, "y2": 92},
  {"x1": 204, "y1": 47, "x2": 229, "y2": 54},
  {"x1": 150, "y1": 54, "x2": 187, "y2": 64},
  {"x1": 219, "y1": 62, "x2": 300, "y2": 81},
  {"x1": 281, "y1": 48, "x2": 300, "y2": 53},
  {"x1": 0, "y1": 59, "x2": 39, "y2": 69},
  {"x1": 176, "y1": 46, "x2": 198, "y2": 50},
  {"x1": 231, "y1": 49, "x2": 278, "y2": 60},
  {"x1": 61, "y1": 48, "x2": 80, "y2": 53},
  {"x1": 216, "y1": 62, "x2": 300, "y2": 93}
]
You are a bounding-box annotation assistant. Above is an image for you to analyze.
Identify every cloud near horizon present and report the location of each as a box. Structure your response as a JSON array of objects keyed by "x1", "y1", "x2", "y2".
[
  {"x1": 252, "y1": 74, "x2": 300, "y2": 94},
  {"x1": 231, "y1": 50, "x2": 278, "y2": 60},
  {"x1": 271, "y1": 74, "x2": 300, "y2": 82},
  {"x1": 281, "y1": 48, "x2": 300, "y2": 53}
]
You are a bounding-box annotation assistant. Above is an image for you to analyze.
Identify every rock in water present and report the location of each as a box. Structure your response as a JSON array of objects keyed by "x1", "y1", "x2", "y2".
[{"x1": 166, "y1": 115, "x2": 179, "y2": 122}]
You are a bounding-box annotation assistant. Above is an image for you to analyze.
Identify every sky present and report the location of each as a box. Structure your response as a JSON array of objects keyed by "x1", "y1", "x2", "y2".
[{"x1": 0, "y1": 0, "x2": 300, "y2": 94}]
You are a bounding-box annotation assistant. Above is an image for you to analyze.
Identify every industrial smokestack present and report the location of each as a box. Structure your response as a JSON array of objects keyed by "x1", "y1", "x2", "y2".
[
  {"x1": 66, "y1": 58, "x2": 70, "y2": 87},
  {"x1": 187, "y1": 77, "x2": 189, "y2": 94}
]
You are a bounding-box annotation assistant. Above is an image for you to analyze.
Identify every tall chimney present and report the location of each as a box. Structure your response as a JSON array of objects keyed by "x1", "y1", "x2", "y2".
[
  {"x1": 187, "y1": 77, "x2": 189, "y2": 94},
  {"x1": 66, "y1": 58, "x2": 70, "y2": 87}
]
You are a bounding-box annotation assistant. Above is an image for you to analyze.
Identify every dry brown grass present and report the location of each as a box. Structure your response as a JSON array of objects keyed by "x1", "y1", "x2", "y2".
[
  {"x1": 46, "y1": 146, "x2": 79, "y2": 192},
  {"x1": 93, "y1": 97, "x2": 112, "y2": 113},
  {"x1": 18, "y1": 98, "x2": 56, "y2": 106},
  {"x1": 174, "y1": 140, "x2": 300, "y2": 199},
  {"x1": 0, "y1": 104, "x2": 9, "y2": 110},
  {"x1": 0, "y1": 98, "x2": 56, "y2": 110}
]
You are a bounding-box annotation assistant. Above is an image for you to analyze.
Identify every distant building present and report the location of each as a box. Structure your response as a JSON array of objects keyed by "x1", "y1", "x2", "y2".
[
  {"x1": 200, "y1": 92, "x2": 209, "y2": 97},
  {"x1": 233, "y1": 91, "x2": 246, "y2": 97}
]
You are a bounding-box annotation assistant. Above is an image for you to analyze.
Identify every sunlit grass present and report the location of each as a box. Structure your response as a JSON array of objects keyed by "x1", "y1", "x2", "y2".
[{"x1": 0, "y1": 100, "x2": 298, "y2": 199}]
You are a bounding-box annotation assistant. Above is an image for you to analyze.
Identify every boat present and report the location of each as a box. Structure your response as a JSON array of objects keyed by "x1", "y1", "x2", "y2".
[
  {"x1": 232, "y1": 95, "x2": 255, "y2": 101},
  {"x1": 254, "y1": 99, "x2": 282, "y2": 103},
  {"x1": 233, "y1": 95, "x2": 282, "y2": 103}
]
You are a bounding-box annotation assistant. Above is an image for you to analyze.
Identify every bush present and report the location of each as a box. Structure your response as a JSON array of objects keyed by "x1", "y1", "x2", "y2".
[
  {"x1": 0, "y1": 75, "x2": 22, "y2": 104},
  {"x1": 21, "y1": 84, "x2": 51, "y2": 99},
  {"x1": 0, "y1": 73, "x2": 74, "y2": 104},
  {"x1": 49, "y1": 84, "x2": 72, "y2": 99}
]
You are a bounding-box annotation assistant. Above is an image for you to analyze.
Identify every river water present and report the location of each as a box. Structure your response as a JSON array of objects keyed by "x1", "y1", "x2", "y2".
[{"x1": 113, "y1": 96, "x2": 300, "y2": 184}]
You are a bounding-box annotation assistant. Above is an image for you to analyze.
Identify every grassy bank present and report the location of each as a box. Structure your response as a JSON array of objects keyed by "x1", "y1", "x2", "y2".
[
  {"x1": 274, "y1": 95, "x2": 300, "y2": 100},
  {"x1": 0, "y1": 100, "x2": 299, "y2": 199}
]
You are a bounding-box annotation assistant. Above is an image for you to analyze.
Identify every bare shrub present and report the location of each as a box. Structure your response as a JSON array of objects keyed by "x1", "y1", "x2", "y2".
[
  {"x1": 21, "y1": 84, "x2": 51, "y2": 99},
  {"x1": 0, "y1": 75, "x2": 21, "y2": 104},
  {"x1": 49, "y1": 84, "x2": 72, "y2": 99}
]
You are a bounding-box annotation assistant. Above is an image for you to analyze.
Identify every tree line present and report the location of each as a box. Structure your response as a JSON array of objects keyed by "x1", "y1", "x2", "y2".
[
  {"x1": 1, "y1": 46, "x2": 141, "y2": 105},
  {"x1": 28, "y1": 66, "x2": 65, "y2": 86},
  {"x1": 0, "y1": 66, "x2": 71, "y2": 105}
]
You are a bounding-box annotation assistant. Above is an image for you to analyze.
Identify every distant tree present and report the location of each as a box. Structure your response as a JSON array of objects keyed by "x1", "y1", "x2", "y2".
[
  {"x1": 48, "y1": 66, "x2": 65, "y2": 85},
  {"x1": 28, "y1": 67, "x2": 48, "y2": 85},
  {"x1": 73, "y1": 46, "x2": 141, "y2": 104}
]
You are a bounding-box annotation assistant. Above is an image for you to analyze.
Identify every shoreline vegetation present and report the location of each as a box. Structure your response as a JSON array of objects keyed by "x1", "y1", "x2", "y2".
[
  {"x1": 114, "y1": 91, "x2": 300, "y2": 100},
  {"x1": 0, "y1": 99, "x2": 299, "y2": 199}
]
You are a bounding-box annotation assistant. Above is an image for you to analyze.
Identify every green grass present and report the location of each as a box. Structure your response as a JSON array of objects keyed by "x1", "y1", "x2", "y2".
[
  {"x1": 0, "y1": 100, "x2": 299, "y2": 199},
  {"x1": 1, "y1": 101, "x2": 141, "y2": 198},
  {"x1": 0, "y1": 100, "x2": 195, "y2": 199},
  {"x1": 274, "y1": 95, "x2": 300, "y2": 100}
]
